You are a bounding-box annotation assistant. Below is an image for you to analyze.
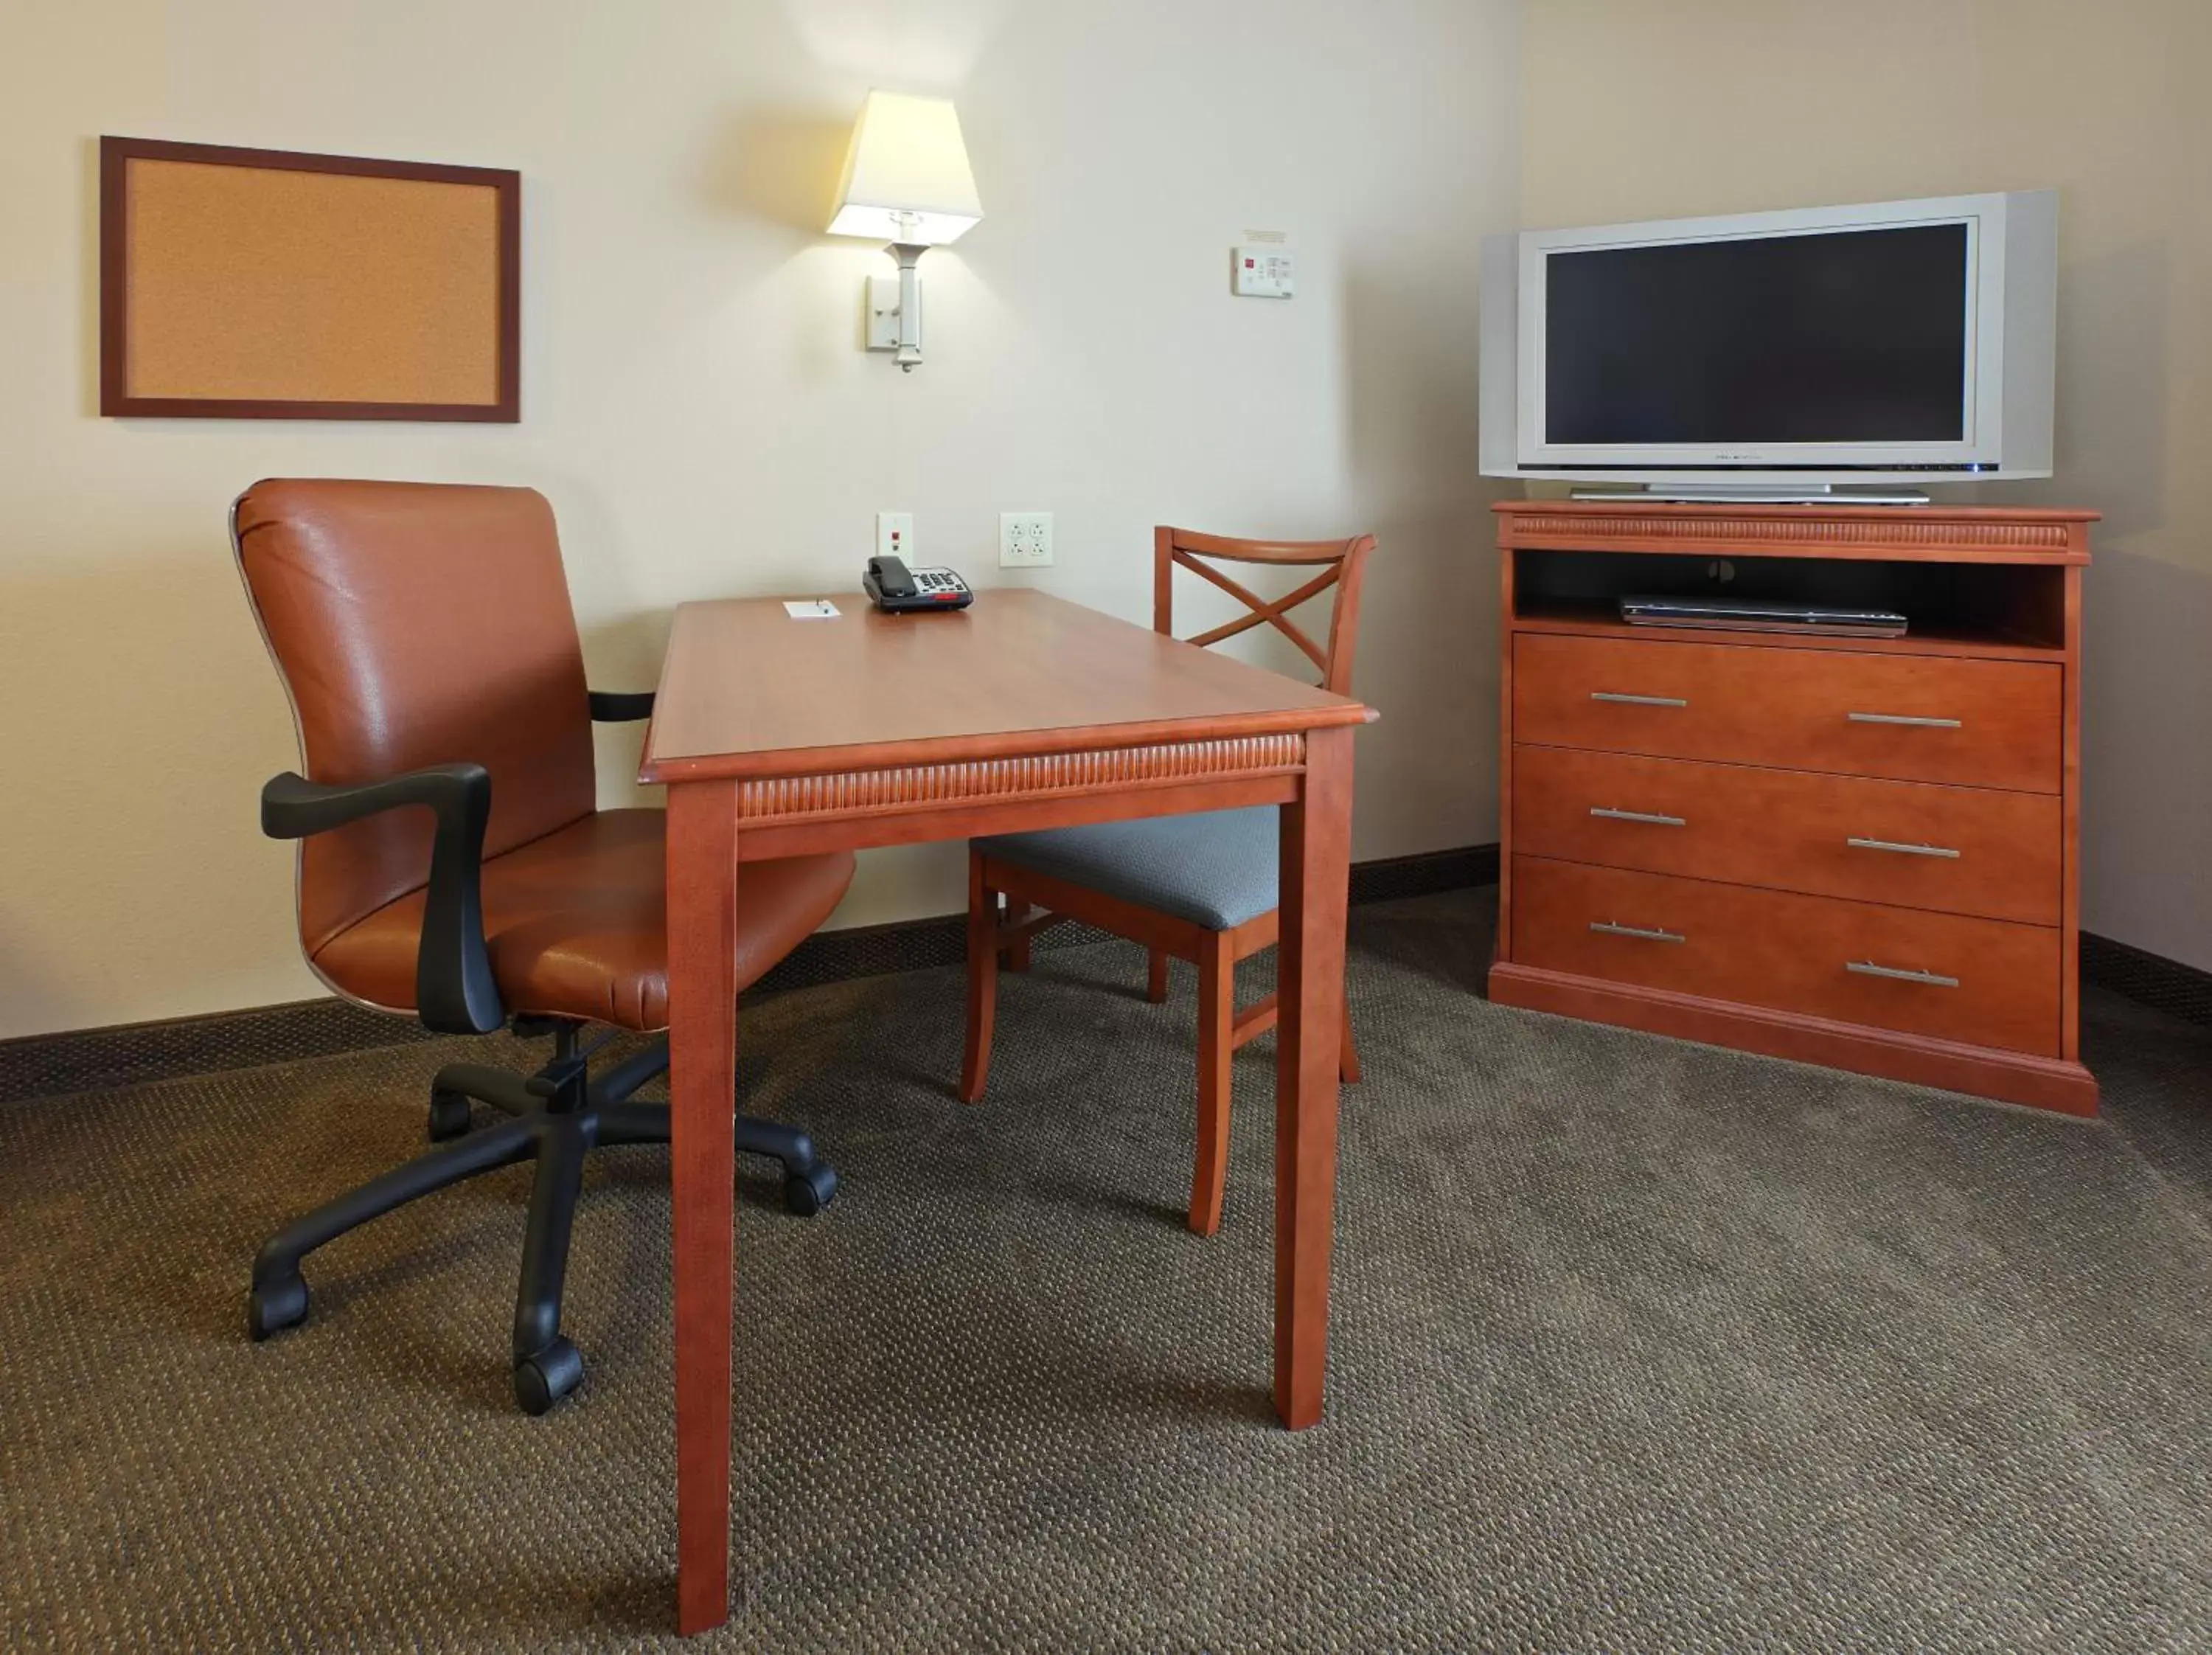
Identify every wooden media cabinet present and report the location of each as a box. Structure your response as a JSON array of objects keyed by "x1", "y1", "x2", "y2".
[{"x1": 1489, "y1": 499, "x2": 2097, "y2": 1116}]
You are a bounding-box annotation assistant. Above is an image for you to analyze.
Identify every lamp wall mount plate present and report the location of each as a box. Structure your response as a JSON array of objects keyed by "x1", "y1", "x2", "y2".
[{"x1": 866, "y1": 271, "x2": 919, "y2": 355}]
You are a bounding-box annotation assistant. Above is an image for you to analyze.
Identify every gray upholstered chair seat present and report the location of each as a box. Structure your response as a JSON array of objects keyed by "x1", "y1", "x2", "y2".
[{"x1": 975, "y1": 806, "x2": 1279, "y2": 931}]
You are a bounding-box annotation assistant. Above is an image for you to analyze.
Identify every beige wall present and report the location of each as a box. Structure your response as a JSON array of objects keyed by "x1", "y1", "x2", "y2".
[
  {"x1": 1523, "y1": 0, "x2": 2212, "y2": 971},
  {"x1": 0, "y1": 0, "x2": 1520, "y2": 1038}
]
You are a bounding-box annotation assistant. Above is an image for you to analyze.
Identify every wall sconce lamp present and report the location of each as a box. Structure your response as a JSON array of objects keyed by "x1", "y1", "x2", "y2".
[{"x1": 828, "y1": 91, "x2": 981, "y2": 371}]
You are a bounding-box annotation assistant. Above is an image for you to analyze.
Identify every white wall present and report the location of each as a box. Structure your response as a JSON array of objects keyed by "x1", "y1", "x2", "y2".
[
  {"x1": 1522, "y1": 0, "x2": 2212, "y2": 972},
  {"x1": 0, "y1": 0, "x2": 1520, "y2": 1038}
]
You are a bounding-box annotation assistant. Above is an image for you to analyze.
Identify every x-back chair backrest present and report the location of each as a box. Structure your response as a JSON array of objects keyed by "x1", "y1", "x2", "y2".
[{"x1": 1152, "y1": 527, "x2": 1377, "y2": 697}]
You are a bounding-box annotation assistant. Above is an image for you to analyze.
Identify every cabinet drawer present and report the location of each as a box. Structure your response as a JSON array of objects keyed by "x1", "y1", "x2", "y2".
[
  {"x1": 1511, "y1": 856, "x2": 2061, "y2": 1056},
  {"x1": 1512, "y1": 746, "x2": 2062, "y2": 926},
  {"x1": 1513, "y1": 633, "x2": 2062, "y2": 792}
]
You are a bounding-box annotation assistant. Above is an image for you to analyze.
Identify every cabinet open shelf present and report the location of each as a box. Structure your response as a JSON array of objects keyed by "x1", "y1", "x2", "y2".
[
  {"x1": 1510, "y1": 597, "x2": 2064, "y2": 662},
  {"x1": 1510, "y1": 547, "x2": 2072, "y2": 656}
]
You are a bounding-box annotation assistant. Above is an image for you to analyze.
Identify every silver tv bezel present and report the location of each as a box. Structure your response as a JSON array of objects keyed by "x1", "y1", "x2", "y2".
[{"x1": 1486, "y1": 192, "x2": 2055, "y2": 485}]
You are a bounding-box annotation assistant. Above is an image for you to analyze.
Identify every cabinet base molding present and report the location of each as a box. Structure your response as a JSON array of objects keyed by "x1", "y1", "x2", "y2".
[{"x1": 1488, "y1": 961, "x2": 2100, "y2": 1118}]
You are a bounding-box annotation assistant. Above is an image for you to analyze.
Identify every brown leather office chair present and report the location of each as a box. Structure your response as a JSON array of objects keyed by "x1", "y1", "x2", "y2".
[
  {"x1": 960, "y1": 527, "x2": 1374, "y2": 1236},
  {"x1": 233, "y1": 479, "x2": 855, "y2": 1413}
]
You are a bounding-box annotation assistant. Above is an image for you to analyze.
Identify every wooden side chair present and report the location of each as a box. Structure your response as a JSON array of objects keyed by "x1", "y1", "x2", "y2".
[{"x1": 959, "y1": 526, "x2": 1377, "y2": 1235}]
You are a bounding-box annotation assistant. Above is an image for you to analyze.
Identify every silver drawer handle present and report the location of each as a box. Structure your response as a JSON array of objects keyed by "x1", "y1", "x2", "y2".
[
  {"x1": 1591, "y1": 920, "x2": 1685, "y2": 943},
  {"x1": 1847, "y1": 960, "x2": 1960, "y2": 988},
  {"x1": 1593, "y1": 691, "x2": 1688, "y2": 708},
  {"x1": 1593, "y1": 807, "x2": 1687, "y2": 827},
  {"x1": 1846, "y1": 836, "x2": 1961, "y2": 859},
  {"x1": 1848, "y1": 712, "x2": 1962, "y2": 728}
]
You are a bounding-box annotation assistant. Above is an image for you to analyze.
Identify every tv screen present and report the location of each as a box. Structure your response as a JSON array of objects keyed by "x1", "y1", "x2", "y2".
[{"x1": 1543, "y1": 224, "x2": 1971, "y2": 447}]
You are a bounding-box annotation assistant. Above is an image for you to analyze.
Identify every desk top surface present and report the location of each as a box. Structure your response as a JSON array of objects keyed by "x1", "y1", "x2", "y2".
[{"x1": 639, "y1": 589, "x2": 1370, "y2": 784}]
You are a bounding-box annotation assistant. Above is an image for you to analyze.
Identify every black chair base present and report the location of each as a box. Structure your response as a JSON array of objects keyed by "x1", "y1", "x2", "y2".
[{"x1": 246, "y1": 1023, "x2": 836, "y2": 1415}]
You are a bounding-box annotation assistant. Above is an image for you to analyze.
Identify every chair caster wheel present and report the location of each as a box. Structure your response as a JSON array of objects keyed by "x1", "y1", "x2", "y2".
[
  {"x1": 514, "y1": 1336, "x2": 583, "y2": 1415},
  {"x1": 248, "y1": 1274, "x2": 309, "y2": 1341},
  {"x1": 427, "y1": 1089, "x2": 473, "y2": 1142},
  {"x1": 783, "y1": 1163, "x2": 838, "y2": 1216}
]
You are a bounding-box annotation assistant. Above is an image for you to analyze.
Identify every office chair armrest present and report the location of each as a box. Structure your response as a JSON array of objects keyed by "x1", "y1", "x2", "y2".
[
  {"x1": 260, "y1": 766, "x2": 504, "y2": 1037},
  {"x1": 588, "y1": 690, "x2": 655, "y2": 723}
]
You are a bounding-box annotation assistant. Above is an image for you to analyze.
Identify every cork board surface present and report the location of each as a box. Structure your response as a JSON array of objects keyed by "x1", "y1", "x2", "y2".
[{"x1": 111, "y1": 148, "x2": 510, "y2": 412}]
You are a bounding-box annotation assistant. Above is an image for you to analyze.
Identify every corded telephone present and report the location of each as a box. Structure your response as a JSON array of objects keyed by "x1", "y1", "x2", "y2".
[{"x1": 863, "y1": 556, "x2": 973, "y2": 613}]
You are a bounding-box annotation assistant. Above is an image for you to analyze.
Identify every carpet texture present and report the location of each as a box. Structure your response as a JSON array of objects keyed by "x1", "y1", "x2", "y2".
[{"x1": 2, "y1": 890, "x2": 2209, "y2": 1653}]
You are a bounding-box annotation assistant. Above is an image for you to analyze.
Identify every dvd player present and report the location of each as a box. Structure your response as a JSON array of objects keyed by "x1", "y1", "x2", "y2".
[{"x1": 1618, "y1": 595, "x2": 1907, "y2": 638}]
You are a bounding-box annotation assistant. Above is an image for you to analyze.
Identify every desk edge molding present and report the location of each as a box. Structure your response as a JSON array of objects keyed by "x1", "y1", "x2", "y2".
[
  {"x1": 733, "y1": 734, "x2": 1305, "y2": 822},
  {"x1": 639, "y1": 706, "x2": 1370, "y2": 785}
]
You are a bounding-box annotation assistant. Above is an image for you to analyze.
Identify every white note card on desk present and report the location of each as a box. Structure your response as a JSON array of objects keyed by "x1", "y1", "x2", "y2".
[{"x1": 784, "y1": 600, "x2": 840, "y2": 620}]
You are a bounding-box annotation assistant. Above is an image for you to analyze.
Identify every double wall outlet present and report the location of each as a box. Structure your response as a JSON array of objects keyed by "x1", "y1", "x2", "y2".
[{"x1": 1000, "y1": 512, "x2": 1054, "y2": 568}]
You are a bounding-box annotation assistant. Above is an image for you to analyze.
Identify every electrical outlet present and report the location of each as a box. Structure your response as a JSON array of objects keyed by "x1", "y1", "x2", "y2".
[
  {"x1": 1232, "y1": 245, "x2": 1295, "y2": 298},
  {"x1": 1000, "y1": 512, "x2": 1054, "y2": 568},
  {"x1": 876, "y1": 511, "x2": 914, "y2": 562}
]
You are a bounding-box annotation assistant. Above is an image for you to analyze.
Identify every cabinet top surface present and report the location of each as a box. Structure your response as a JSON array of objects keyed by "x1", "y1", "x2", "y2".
[
  {"x1": 1492, "y1": 499, "x2": 2094, "y2": 564},
  {"x1": 1492, "y1": 501, "x2": 2100, "y2": 523}
]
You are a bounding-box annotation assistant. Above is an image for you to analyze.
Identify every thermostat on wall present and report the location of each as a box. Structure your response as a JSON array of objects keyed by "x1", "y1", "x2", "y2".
[{"x1": 1233, "y1": 245, "x2": 1295, "y2": 299}]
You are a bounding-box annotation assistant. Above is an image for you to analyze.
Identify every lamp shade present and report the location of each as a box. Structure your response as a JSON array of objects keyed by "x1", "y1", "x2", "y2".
[{"x1": 828, "y1": 91, "x2": 982, "y2": 246}]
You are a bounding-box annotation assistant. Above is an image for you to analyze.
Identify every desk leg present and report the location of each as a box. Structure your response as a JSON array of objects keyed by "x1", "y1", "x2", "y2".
[
  {"x1": 667, "y1": 780, "x2": 739, "y2": 1635},
  {"x1": 1275, "y1": 725, "x2": 1353, "y2": 1430}
]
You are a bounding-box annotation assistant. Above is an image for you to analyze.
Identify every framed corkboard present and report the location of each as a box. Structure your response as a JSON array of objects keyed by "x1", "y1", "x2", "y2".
[{"x1": 100, "y1": 137, "x2": 520, "y2": 421}]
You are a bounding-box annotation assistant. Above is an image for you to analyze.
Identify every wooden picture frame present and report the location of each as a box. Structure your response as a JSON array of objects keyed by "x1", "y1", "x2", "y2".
[{"x1": 100, "y1": 136, "x2": 521, "y2": 421}]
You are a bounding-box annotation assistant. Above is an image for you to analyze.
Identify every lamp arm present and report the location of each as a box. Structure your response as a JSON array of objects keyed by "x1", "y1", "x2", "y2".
[{"x1": 891, "y1": 242, "x2": 927, "y2": 372}]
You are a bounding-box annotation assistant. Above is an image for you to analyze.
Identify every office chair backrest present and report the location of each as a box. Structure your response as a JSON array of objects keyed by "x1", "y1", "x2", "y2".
[
  {"x1": 233, "y1": 480, "x2": 598, "y2": 956},
  {"x1": 1151, "y1": 527, "x2": 1377, "y2": 698}
]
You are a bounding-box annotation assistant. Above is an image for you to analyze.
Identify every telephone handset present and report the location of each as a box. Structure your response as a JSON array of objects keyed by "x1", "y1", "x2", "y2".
[{"x1": 864, "y1": 556, "x2": 973, "y2": 612}]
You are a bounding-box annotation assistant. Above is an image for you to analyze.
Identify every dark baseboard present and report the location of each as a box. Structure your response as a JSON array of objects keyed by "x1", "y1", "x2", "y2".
[
  {"x1": 1348, "y1": 842, "x2": 1500, "y2": 903},
  {"x1": 0, "y1": 997, "x2": 445, "y2": 1109},
  {"x1": 2081, "y1": 931, "x2": 2212, "y2": 1030},
  {"x1": 0, "y1": 842, "x2": 1503, "y2": 1107}
]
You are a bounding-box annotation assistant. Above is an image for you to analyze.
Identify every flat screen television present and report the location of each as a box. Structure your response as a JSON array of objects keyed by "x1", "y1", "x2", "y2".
[{"x1": 1478, "y1": 192, "x2": 2057, "y2": 496}]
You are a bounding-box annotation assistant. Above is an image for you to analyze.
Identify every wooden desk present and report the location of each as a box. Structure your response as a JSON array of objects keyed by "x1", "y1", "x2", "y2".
[{"x1": 639, "y1": 589, "x2": 1374, "y2": 1634}]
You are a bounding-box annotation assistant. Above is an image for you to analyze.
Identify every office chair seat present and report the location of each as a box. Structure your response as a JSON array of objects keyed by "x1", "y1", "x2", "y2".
[
  {"x1": 313, "y1": 808, "x2": 852, "y2": 1030},
  {"x1": 975, "y1": 806, "x2": 1279, "y2": 932}
]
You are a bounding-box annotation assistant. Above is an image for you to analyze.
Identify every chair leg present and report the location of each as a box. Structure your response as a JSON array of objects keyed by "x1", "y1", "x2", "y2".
[
  {"x1": 431, "y1": 1062, "x2": 538, "y2": 1114},
  {"x1": 961, "y1": 851, "x2": 998, "y2": 1104},
  {"x1": 1004, "y1": 895, "x2": 1033, "y2": 971},
  {"x1": 735, "y1": 1116, "x2": 840, "y2": 1215},
  {"x1": 594, "y1": 1099, "x2": 672, "y2": 1146},
  {"x1": 592, "y1": 1097, "x2": 836, "y2": 1215},
  {"x1": 248, "y1": 1115, "x2": 538, "y2": 1339},
  {"x1": 1147, "y1": 948, "x2": 1170, "y2": 1005},
  {"x1": 428, "y1": 1061, "x2": 539, "y2": 1139},
  {"x1": 586, "y1": 1038, "x2": 670, "y2": 1108},
  {"x1": 512, "y1": 1116, "x2": 589, "y2": 1414},
  {"x1": 1189, "y1": 932, "x2": 1234, "y2": 1237},
  {"x1": 1340, "y1": 986, "x2": 1361, "y2": 1085}
]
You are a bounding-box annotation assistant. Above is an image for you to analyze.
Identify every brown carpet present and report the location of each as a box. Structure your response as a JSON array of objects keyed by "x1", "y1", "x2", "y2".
[{"x1": 3, "y1": 891, "x2": 2211, "y2": 1652}]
